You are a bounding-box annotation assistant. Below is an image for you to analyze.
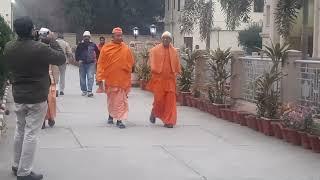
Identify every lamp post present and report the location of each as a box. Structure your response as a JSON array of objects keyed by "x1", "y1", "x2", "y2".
[
  {"x1": 150, "y1": 24, "x2": 156, "y2": 38},
  {"x1": 133, "y1": 27, "x2": 139, "y2": 40}
]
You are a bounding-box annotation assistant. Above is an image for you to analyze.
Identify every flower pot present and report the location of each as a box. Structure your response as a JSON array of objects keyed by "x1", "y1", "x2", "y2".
[
  {"x1": 238, "y1": 112, "x2": 249, "y2": 126},
  {"x1": 308, "y1": 134, "x2": 320, "y2": 153},
  {"x1": 260, "y1": 118, "x2": 278, "y2": 136},
  {"x1": 286, "y1": 128, "x2": 301, "y2": 146},
  {"x1": 226, "y1": 110, "x2": 235, "y2": 122},
  {"x1": 220, "y1": 109, "x2": 227, "y2": 120},
  {"x1": 299, "y1": 132, "x2": 311, "y2": 150},
  {"x1": 256, "y1": 118, "x2": 264, "y2": 133},
  {"x1": 271, "y1": 122, "x2": 283, "y2": 139},
  {"x1": 212, "y1": 103, "x2": 230, "y2": 118},
  {"x1": 281, "y1": 127, "x2": 291, "y2": 143},
  {"x1": 232, "y1": 110, "x2": 240, "y2": 124},
  {"x1": 180, "y1": 92, "x2": 192, "y2": 106},
  {"x1": 246, "y1": 115, "x2": 258, "y2": 131}
]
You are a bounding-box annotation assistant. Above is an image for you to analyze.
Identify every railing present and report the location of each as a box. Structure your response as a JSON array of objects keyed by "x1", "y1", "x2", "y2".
[
  {"x1": 240, "y1": 56, "x2": 274, "y2": 102},
  {"x1": 295, "y1": 60, "x2": 320, "y2": 106}
]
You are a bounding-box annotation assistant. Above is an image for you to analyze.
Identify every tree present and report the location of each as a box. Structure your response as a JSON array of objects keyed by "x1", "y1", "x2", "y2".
[
  {"x1": 15, "y1": 0, "x2": 165, "y2": 35},
  {"x1": 180, "y1": 0, "x2": 214, "y2": 49},
  {"x1": 220, "y1": 0, "x2": 254, "y2": 30},
  {"x1": 238, "y1": 23, "x2": 262, "y2": 54}
]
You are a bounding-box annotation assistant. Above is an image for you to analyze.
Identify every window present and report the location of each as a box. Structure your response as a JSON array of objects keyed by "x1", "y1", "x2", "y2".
[
  {"x1": 178, "y1": 0, "x2": 181, "y2": 11},
  {"x1": 168, "y1": 0, "x2": 170, "y2": 11},
  {"x1": 266, "y1": 5, "x2": 270, "y2": 26},
  {"x1": 254, "y1": 0, "x2": 264, "y2": 13}
]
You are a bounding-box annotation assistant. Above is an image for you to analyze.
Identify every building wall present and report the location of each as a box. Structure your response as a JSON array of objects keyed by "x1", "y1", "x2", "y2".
[
  {"x1": 0, "y1": 0, "x2": 12, "y2": 28},
  {"x1": 165, "y1": 0, "x2": 263, "y2": 51}
]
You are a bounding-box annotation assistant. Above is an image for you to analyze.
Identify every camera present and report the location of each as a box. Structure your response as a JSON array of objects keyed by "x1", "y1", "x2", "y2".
[{"x1": 33, "y1": 29, "x2": 40, "y2": 41}]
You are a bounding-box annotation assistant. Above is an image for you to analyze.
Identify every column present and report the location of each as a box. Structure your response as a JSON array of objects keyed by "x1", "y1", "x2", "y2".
[{"x1": 270, "y1": 0, "x2": 280, "y2": 44}]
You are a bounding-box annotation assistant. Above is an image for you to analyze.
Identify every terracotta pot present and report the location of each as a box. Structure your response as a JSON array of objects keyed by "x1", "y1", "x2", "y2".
[
  {"x1": 256, "y1": 118, "x2": 264, "y2": 133},
  {"x1": 226, "y1": 110, "x2": 235, "y2": 122},
  {"x1": 281, "y1": 127, "x2": 291, "y2": 143},
  {"x1": 180, "y1": 92, "x2": 192, "y2": 106},
  {"x1": 286, "y1": 128, "x2": 301, "y2": 146},
  {"x1": 232, "y1": 111, "x2": 240, "y2": 124},
  {"x1": 212, "y1": 103, "x2": 230, "y2": 118},
  {"x1": 260, "y1": 118, "x2": 278, "y2": 136},
  {"x1": 238, "y1": 112, "x2": 249, "y2": 126},
  {"x1": 308, "y1": 134, "x2": 320, "y2": 153},
  {"x1": 246, "y1": 115, "x2": 258, "y2": 131},
  {"x1": 271, "y1": 122, "x2": 283, "y2": 139},
  {"x1": 299, "y1": 132, "x2": 311, "y2": 150},
  {"x1": 220, "y1": 109, "x2": 227, "y2": 120}
]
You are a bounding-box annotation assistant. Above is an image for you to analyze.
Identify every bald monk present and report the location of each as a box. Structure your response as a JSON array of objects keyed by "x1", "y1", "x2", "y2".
[
  {"x1": 96, "y1": 27, "x2": 134, "y2": 129},
  {"x1": 147, "y1": 31, "x2": 181, "y2": 128}
]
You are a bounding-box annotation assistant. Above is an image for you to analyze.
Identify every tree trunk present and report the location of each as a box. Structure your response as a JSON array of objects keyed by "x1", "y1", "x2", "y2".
[{"x1": 301, "y1": 0, "x2": 309, "y2": 59}]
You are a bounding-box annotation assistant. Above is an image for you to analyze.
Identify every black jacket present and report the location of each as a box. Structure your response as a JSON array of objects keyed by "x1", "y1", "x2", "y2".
[
  {"x1": 75, "y1": 41, "x2": 99, "y2": 64},
  {"x1": 3, "y1": 38, "x2": 66, "y2": 104}
]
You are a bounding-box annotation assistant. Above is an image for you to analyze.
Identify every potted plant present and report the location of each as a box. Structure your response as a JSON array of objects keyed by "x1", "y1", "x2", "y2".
[
  {"x1": 281, "y1": 104, "x2": 313, "y2": 146},
  {"x1": 308, "y1": 111, "x2": 320, "y2": 153},
  {"x1": 178, "y1": 48, "x2": 195, "y2": 106},
  {"x1": 207, "y1": 48, "x2": 232, "y2": 118},
  {"x1": 255, "y1": 42, "x2": 290, "y2": 136},
  {"x1": 135, "y1": 49, "x2": 151, "y2": 90}
]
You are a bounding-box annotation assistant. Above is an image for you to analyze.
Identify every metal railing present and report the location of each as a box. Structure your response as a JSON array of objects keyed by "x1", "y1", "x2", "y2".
[
  {"x1": 240, "y1": 56, "x2": 274, "y2": 102},
  {"x1": 295, "y1": 60, "x2": 320, "y2": 106}
]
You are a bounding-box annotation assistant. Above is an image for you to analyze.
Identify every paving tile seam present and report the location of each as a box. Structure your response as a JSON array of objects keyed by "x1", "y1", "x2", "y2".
[
  {"x1": 66, "y1": 127, "x2": 84, "y2": 149},
  {"x1": 157, "y1": 145, "x2": 208, "y2": 180}
]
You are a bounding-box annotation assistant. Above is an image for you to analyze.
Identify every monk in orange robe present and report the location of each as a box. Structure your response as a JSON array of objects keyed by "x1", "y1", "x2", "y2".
[
  {"x1": 147, "y1": 31, "x2": 181, "y2": 128},
  {"x1": 96, "y1": 27, "x2": 134, "y2": 129}
]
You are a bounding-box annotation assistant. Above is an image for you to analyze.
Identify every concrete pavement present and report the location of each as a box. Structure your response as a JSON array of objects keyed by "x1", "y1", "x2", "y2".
[{"x1": 1, "y1": 65, "x2": 320, "y2": 180}]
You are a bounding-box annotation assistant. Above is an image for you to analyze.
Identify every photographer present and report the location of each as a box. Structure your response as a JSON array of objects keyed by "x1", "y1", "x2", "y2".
[{"x1": 3, "y1": 17, "x2": 65, "y2": 180}]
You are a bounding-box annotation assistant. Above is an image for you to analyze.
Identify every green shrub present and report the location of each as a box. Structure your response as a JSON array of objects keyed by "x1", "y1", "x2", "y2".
[
  {"x1": 0, "y1": 16, "x2": 12, "y2": 97},
  {"x1": 238, "y1": 23, "x2": 262, "y2": 55}
]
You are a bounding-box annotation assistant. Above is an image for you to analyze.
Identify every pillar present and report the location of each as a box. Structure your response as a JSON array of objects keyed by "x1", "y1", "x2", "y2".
[
  {"x1": 230, "y1": 51, "x2": 245, "y2": 102},
  {"x1": 281, "y1": 50, "x2": 302, "y2": 104}
]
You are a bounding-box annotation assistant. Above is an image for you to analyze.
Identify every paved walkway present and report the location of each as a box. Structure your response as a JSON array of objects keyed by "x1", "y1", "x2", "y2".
[{"x1": 1, "y1": 65, "x2": 320, "y2": 180}]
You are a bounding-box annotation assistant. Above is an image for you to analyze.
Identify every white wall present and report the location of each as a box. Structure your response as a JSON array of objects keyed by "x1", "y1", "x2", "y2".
[
  {"x1": 165, "y1": 0, "x2": 263, "y2": 51},
  {"x1": 0, "y1": 0, "x2": 12, "y2": 28}
]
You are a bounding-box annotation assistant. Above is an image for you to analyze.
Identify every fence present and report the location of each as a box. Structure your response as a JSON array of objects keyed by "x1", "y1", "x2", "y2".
[
  {"x1": 295, "y1": 60, "x2": 320, "y2": 106},
  {"x1": 230, "y1": 50, "x2": 312, "y2": 108}
]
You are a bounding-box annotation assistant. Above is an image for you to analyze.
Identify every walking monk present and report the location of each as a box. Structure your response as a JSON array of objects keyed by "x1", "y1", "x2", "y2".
[
  {"x1": 96, "y1": 27, "x2": 134, "y2": 129},
  {"x1": 147, "y1": 31, "x2": 181, "y2": 128}
]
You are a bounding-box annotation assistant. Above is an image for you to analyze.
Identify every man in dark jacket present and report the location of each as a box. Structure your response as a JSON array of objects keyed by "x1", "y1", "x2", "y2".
[
  {"x1": 3, "y1": 17, "x2": 65, "y2": 180},
  {"x1": 75, "y1": 31, "x2": 100, "y2": 97}
]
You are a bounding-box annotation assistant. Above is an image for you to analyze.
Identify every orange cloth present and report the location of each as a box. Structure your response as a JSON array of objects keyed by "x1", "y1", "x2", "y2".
[
  {"x1": 97, "y1": 41, "x2": 134, "y2": 90},
  {"x1": 46, "y1": 65, "x2": 57, "y2": 120},
  {"x1": 45, "y1": 84, "x2": 56, "y2": 120},
  {"x1": 106, "y1": 87, "x2": 129, "y2": 120},
  {"x1": 147, "y1": 44, "x2": 181, "y2": 125}
]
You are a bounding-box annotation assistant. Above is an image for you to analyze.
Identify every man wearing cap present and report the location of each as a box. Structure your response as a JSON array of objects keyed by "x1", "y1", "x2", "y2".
[
  {"x1": 75, "y1": 31, "x2": 100, "y2": 97},
  {"x1": 96, "y1": 27, "x2": 134, "y2": 129},
  {"x1": 147, "y1": 31, "x2": 181, "y2": 128},
  {"x1": 56, "y1": 32, "x2": 73, "y2": 96},
  {"x1": 4, "y1": 17, "x2": 65, "y2": 180}
]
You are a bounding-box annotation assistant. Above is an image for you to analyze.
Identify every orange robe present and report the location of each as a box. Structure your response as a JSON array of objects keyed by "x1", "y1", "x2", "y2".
[
  {"x1": 147, "y1": 44, "x2": 181, "y2": 125},
  {"x1": 45, "y1": 65, "x2": 57, "y2": 120},
  {"x1": 97, "y1": 41, "x2": 134, "y2": 120}
]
